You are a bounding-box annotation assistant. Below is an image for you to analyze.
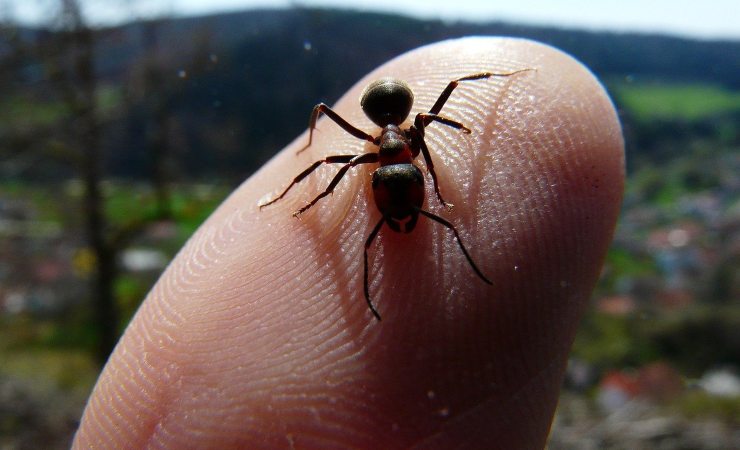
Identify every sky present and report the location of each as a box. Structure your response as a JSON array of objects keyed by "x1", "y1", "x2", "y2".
[{"x1": 6, "y1": 0, "x2": 740, "y2": 40}]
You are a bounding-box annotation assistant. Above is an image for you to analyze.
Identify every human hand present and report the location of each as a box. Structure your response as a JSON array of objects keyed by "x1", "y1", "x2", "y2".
[{"x1": 73, "y1": 37, "x2": 624, "y2": 449}]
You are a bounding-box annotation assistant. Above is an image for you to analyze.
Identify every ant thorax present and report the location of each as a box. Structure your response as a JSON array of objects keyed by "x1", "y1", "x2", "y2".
[{"x1": 378, "y1": 125, "x2": 413, "y2": 165}]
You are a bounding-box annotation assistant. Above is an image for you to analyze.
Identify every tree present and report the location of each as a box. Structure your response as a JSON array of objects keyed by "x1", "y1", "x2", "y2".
[{"x1": 1, "y1": 0, "x2": 177, "y2": 365}]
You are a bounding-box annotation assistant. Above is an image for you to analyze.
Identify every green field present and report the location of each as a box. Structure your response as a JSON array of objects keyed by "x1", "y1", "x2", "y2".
[{"x1": 611, "y1": 81, "x2": 740, "y2": 122}]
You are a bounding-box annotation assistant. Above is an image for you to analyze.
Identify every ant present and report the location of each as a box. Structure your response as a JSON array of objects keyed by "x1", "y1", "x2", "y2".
[{"x1": 260, "y1": 69, "x2": 531, "y2": 320}]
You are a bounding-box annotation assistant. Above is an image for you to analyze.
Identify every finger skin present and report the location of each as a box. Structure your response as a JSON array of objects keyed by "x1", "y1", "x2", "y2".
[{"x1": 74, "y1": 37, "x2": 624, "y2": 449}]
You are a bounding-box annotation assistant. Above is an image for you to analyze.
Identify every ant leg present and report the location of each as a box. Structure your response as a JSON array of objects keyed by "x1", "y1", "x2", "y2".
[
  {"x1": 417, "y1": 208, "x2": 493, "y2": 285},
  {"x1": 364, "y1": 216, "x2": 385, "y2": 321},
  {"x1": 428, "y1": 69, "x2": 533, "y2": 115},
  {"x1": 414, "y1": 112, "x2": 471, "y2": 136},
  {"x1": 297, "y1": 103, "x2": 377, "y2": 154},
  {"x1": 416, "y1": 136, "x2": 453, "y2": 210},
  {"x1": 259, "y1": 154, "x2": 359, "y2": 208},
  {"x1": 294, "y1": 152, "x2": 379, "y2": 216}
]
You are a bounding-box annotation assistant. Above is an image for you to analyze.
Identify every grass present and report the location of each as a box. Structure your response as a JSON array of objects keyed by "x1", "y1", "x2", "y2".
[
  {"x1": 0, "y1": 316, "x2": 98, "y2": 394},
  {"x1": 611, "y1": 81, "x2": 740, "y2": 122},
  {"x1": 0, "y1": 347, "x2": 99, "y2": 394},
  {"x1": 0, "y1": 180, "x2": 230, "y2": 393},
  {"x1": 0, "y1": 85, "x2": 124, "y2": 130},
  {"x1": 673, "y1": 390, "x2": 740, "y2": 424},
  {"x1": 0, "y1": 96, "x2": 68, "y2": 129}
]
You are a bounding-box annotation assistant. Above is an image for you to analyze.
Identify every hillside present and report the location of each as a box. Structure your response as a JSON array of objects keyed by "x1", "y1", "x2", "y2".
[{"x1": 3, "y1": 7, "x2": 739, "y2": 180}]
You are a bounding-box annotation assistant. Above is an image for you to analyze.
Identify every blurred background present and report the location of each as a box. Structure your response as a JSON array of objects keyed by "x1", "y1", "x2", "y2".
[{"x1": 0, "y1": 0, "x2": 738, "y2": 448}]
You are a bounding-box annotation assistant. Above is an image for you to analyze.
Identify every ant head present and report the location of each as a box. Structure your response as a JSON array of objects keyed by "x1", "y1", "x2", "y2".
[{"x1": 360, "y1": 78, "x2": 414, "y2": 127}]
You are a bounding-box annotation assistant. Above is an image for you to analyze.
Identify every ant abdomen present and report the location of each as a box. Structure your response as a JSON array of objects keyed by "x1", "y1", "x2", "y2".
[{"x1": 372, "y1": 164, "x2": 425, "y2": 225}]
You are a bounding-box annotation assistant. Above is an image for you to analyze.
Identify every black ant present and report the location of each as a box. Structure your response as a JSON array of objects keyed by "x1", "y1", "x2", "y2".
[{"x1": 260, "y1": 69, "x2": 531, "y2": 320}]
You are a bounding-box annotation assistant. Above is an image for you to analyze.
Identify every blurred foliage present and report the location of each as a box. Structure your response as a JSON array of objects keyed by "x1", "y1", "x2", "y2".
[
  {"x1": 572, "y1": 312, "x2": 660, "y2": 369},
  {"x1": 0, "y1": 348, "x2": 98, "y2": 394},
  {"x1": 0, "y1": 314, "x2": 98, "y2": 396},
  {"x1": 0, "y1": 180, "x2": 228, "y2": 353},
  {"x1": 601, "y1": 247, "x2": 657, "y2": 285},
  {"x1": 571, "y1": 74, "x2": 739, "y2": 382},
  {"x1": 613, "y1": 82, "x2": 740, "y2": 122},
  {"x1": 572, "y1": 306, "x2": 740, "y2": 375},
  {"x1": 0, "y1": 95, "x2": 68, "y2": 129},
  {"x1": 673, "y1": 390, "x2": 740, "y2": 424},
  {"x1": 115, "y1": 274, "x2": 148, "y2": 321},
  {"x1": 647, "y1": 306, "x2": 740, "y2": 376}
]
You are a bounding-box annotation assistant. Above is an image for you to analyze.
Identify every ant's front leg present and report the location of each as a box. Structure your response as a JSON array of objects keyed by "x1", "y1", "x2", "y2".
[
  {"x1": 414, "y1": 112, "x2": 471, "y2": 136},
  {"x1": 297, "y1": 103, "x2": 377, "y2": 154},
  {"x1": 427, "y1": 69, "x2": 533, "y2": 115}
]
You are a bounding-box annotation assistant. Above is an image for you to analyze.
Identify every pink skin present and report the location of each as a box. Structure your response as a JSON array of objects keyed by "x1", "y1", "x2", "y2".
[{"x1": 74, "y1": 37, "x2": 624, "y2": 449}]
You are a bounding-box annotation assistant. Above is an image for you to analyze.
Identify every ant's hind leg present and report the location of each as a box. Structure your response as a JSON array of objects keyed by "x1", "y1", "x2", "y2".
[
  {"x1": 363, "y1": 216, "x2": 385, "y2": 321},
  {"x1": 417, "y1": 208, "x2": 492, "y2": 285}
]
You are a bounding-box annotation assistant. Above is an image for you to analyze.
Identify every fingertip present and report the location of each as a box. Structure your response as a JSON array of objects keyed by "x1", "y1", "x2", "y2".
[{"x1": 75, "y1": 37, "x2": 624, "y2": 449}]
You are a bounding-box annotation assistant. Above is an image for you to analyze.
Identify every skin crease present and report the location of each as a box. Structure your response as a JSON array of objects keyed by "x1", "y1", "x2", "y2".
[{"x1": 73, "y1": 37, "x2": 624, "y2": 449}]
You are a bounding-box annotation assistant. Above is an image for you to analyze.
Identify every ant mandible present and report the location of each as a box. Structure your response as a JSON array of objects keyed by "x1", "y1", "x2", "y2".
[{"x1": 260, "y1": 69, "x2": 532, "y2": 320}]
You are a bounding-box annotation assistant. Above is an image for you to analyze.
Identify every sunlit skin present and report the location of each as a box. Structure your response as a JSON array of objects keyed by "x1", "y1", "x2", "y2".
[{"x1": 74, "y1": 37, "x2": 624, "y2": 449}]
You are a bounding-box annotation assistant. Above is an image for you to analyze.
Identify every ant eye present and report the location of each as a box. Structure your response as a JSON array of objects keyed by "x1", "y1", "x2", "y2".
[{"x1": 360, "y1": 78, "x2": 414, "y2": 127}]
